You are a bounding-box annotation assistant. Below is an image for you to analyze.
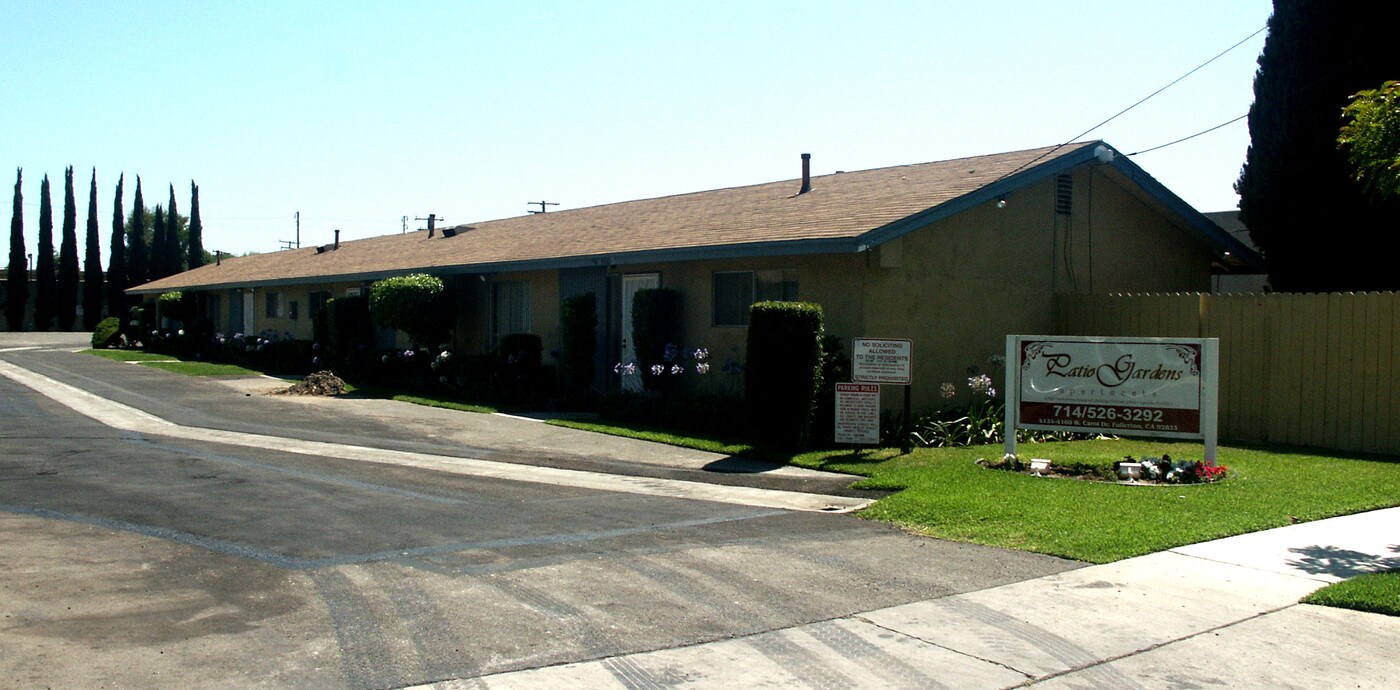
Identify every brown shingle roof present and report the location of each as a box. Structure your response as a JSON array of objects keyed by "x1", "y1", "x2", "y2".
[{"x1": 130, "y1": 142, "x2": 1100, "y2": 293}]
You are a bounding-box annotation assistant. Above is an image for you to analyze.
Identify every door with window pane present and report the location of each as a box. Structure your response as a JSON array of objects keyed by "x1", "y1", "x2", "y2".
[{"x1": 620, "y1": 273, "x2": 659, "y2": 392}]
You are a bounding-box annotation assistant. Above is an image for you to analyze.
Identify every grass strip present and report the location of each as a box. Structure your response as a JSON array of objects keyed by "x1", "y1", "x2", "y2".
[
  {"x1": 387, "y1": 393, "x2": 498, "y2": 415},
  {"x1": 139, "y1": 361, "x2": 264, "y2": 376},
  {"x1": 1302, "y1": 571, "x2": 1400, "y2": 617},
  {"x1": 549, "y1": 419, "x2": 757, "y2": 456},
  {"x1": 82, "y1": 349, "x2": 174, "y2": 362}
]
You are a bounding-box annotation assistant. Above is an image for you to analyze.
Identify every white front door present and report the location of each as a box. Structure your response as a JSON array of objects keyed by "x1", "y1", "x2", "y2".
[
  {"x1": 620, "y1": 273, "x2": 659, "y2": 392},
  {"x1": 242, "y1": 289, "x2": 256, "y2": 335}
]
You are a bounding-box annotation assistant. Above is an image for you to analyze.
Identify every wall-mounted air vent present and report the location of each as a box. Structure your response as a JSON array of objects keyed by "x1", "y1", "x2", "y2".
[{"x1": 1055, "y1": 174, "x2": 1073, "y2": 216}]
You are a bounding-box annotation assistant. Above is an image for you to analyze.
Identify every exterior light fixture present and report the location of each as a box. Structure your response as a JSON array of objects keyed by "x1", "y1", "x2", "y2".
[
  {"x1": 1029, "y1": 458, "x2": 1051, "y2": 476},
  {"x1": 1118, "y1": 462, "x2": 1143, "y2": 481},
  {"x1": 996, "y1": 197, "x2": 1008, "y2": 209}
]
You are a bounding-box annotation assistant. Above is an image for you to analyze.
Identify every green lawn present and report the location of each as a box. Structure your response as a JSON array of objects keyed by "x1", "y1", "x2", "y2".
[
  {"x1": 82, "y1": 349, "x2": 174, "y2": 362},
  {"x1": 138, "y1": 361, "x2": 264, "y2": 376},
  {"x1": 549, "y1": 419, "x2": 1400, "y2": 564},
  {"x1": 1303, "y1": 571, "x2": 1400, "y2": 617},
  {"x1": 800, "y1": 440, "x2": 1400, "y2": 562}
]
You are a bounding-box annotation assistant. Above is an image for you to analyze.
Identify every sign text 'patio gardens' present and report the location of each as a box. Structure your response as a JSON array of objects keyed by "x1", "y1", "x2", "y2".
[{"x1": 1004, "y1": 335, "x2": 1220, "y2": 464}]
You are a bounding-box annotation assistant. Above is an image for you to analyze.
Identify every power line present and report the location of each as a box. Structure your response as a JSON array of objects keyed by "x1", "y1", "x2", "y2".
[
  {"x1": 992, "y1": 24, "x2": 1266, "y2": 183},
  {"x1": 1127, "y1": 114, "x2": 1248, "y2": 156}
]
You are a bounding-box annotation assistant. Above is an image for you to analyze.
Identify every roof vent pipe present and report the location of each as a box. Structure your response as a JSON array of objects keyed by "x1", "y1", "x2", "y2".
[
  {"x1": 799, "y1": 153, "x2": 812, "y2": 195},
  {"x1": 334, "y1": 229, "x2": 340, "y2": 250}
]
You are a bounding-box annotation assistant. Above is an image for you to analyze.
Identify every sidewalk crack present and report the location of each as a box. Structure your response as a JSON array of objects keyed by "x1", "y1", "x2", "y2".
[{"x1": 850, "y1": 614, "x2": 1036, "y2": 680}]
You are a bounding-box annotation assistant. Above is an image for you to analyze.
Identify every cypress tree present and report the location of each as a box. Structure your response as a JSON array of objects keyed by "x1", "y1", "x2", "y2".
[
  {"x1": 34, "y1": 175, "x2": 56, "y2": 331},
  {"x1": 106, "y1": 174, "x2": 126, "y2": 317},
  {"x1": 166, "y1": 183, "x2": 180, "y2": 275},
  {"x1": 57, "y1": 166, "x2": 80, "y2": 331},
  {"x1": 187, "y1": 181, "x2": 204, "y2": 270},
  {"x1": 127, "y1": 178, "x2": 147, "y2": 288},
  {"x1": 1236, "y1": 0, "x2": 1400, "y2": 291},
  {"x1": 149, "y1": 192, "x2": 169, "y2": 281},
  {"x1": 83, "y1": 168, "x2": 105, "y2": 330},
  {"x1": 5, "y1": 168, "x2": 26, "y2": 331},
  {"x1": 150, "y1": 205, "x2": 166, "y2": 281}
]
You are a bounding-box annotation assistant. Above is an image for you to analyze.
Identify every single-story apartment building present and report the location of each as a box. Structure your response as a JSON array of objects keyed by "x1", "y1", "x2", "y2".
[{"x1": 129, "y1": 141, "x2": 1262, "y2": 412}]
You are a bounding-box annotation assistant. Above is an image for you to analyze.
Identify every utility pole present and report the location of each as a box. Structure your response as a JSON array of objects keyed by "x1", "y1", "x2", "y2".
[
  {"x1": 527, "y1": 200, "x2": 559, "y2": 214},
  {"x1": 281, "y1": 211, "x2": 301, "y2": 250},
  {"x1": 416, "y1": 214, "x2": 443, "y2": 237}
]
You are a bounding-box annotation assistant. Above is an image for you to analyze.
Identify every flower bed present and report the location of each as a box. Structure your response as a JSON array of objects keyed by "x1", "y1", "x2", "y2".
[{"x1": 979, "y1": 453, "x2": 1229, "y2": 485}]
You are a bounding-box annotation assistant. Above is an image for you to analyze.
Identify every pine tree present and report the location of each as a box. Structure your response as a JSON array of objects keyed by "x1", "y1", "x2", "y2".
[
  {"x1": 57, "y1": 167, "x2": 81, "y2": 331},
  {"x1": 106, "y1": 174, "x2": 127, "y2": 318},
  {"x1": 83, "y1": 168, "x2": 105, "y2": 330},
  {"x1": 127, "y1": 178, "x2": 148, "y2": 289},
  {"x1": 1236, "y1": 0, "x2": 1400, "y2": 291},
  {"x1": 187, "y1": 181, "x2": 205, "y2": 270},
  {"x1": 5, "y1": 168, "x2": 26, "y2": 331},
  {"x1": 34, "y1": 175, "x2": 56, "y2": 331}
]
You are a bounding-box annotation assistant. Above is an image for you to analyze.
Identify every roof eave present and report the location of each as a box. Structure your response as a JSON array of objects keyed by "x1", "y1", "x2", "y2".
[{"x1": 126, "y1": 237, "x2": 861, "y2": 293}]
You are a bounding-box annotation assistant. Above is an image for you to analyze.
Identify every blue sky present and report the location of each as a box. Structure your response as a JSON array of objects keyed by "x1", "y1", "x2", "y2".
[{"x1": 3, "y1": 1, "x2": 1272, "y2": 261}]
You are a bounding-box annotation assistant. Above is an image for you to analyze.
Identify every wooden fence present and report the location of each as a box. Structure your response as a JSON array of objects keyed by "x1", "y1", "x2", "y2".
[{"x1": 1055, "y1": 292, "x2": 1400, "y2": 456}]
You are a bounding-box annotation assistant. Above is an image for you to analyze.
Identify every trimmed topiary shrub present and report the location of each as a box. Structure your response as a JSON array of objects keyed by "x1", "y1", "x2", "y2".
[
  {"x1": 745, "y1": 301, "x2": 825, "y2": 448},
  {"x1": 560, "y1": 293, "x2": 597, "y2": 388},
  {"x1": 157, "y1": 291, "x2": 190, "y2": 324},
  {"x1": 91, "y1": 316, "x2": 122, "y2": 348},
  {"x1": 631, "y1": 288, "x2": 682, "y2": 391},
  {"x1": 369, "y1": 273, "x2": 451, "y2": 345}
]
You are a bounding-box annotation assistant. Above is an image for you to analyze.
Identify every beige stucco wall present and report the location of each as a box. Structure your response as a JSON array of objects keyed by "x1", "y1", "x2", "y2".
[{"x1": 859, "y1": 167, "x2": 1216, "y2": 413}]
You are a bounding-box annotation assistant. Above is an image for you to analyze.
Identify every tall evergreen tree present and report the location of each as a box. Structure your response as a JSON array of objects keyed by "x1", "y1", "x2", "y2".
[
  {"x1": 150, "y1": 205, "x2": 166, "y2": 281},
  {"x1": 83, "y1": 168, "x2": 105, "y2": 329},
  {"x1": 187, "y1": 181, "x2": 204, "y2": 271},
  {"x1": 5, "y1": 169, "x2": 26, "y2": 331},
  {"x1": 106, "y1": 174, "x2": 127, "y2": 318},
  {"x1": 149, "y1": 193, "x2": 169, "y2": 281},
  {"x1": 127, "y1": 178, "x2": 148, "y2": 288},
  {"x1": 165, "y1": 183, "x2": 180, "y2": 275},
  {"x1": 1236, "y1": 0, "x2": 1400, "y2": 291},
  {"x1": 34, "y1": 175, "x2": 56, "y2": 331},
  {"x1": 57, "y1": 167, "x2": 81, "y2": 331}
]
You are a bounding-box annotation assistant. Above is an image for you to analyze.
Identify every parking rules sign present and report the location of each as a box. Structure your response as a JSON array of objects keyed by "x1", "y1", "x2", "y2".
[
  {"x1": 852, "y1": 338, "x2": 912, "y2": 385},
  {"x1": 835, "y1": 383, "x2": 880, "y2": 445}
]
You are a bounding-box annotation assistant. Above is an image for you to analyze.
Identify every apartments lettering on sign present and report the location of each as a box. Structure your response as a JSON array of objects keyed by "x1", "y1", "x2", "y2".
[{"x1": 1004, "y1": 336, "x2": 1220, "y2": 464}]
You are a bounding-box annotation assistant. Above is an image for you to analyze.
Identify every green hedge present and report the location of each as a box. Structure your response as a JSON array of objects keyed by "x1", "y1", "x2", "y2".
[
  {"x1": 369, "y1": 274, "x2": 450, "y2": 345},
  {"x1": 91, "y1": 316, "x2": 122, "y2": 349},
  {"x1": 560, "y1": 293, "x2": 597, "y2": 388},
  {"x1": 326, "y1": 295, "x2": 374, "y2": 380},
  {"x1": 745, "y1": 301, "x2": 825, "y2": 448}
]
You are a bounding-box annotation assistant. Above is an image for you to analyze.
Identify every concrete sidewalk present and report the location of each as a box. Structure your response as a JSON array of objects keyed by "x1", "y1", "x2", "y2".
[{"x1": 429, "y1": 507, "x2": 1400, "y2": 689}]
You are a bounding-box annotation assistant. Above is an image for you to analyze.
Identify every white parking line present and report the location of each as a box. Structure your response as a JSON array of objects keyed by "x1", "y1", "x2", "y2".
[{"x1": 0, "y1": 359, "x2": 870, "y2": 514}]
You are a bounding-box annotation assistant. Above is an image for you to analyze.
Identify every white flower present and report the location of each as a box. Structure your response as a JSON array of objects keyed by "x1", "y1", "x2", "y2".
[
  {"x1": 670, "y1": 364, "x2": 684, "y2": 375},
  {"x1": 696, "y1": 362, "x2": 710, "y2": 374},
  {"x1": 650, "y1": 364, "x2": 664, "y2": 376},
  {"x1": 940, "y1": 382, "x2": 957, "y2": 399}
]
